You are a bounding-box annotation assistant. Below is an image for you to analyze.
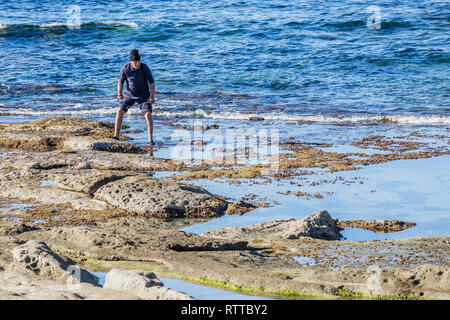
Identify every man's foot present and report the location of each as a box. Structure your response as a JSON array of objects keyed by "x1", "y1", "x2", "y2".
[{"x1": 111, "y1": 136, "x2": 120, "y2": 141}]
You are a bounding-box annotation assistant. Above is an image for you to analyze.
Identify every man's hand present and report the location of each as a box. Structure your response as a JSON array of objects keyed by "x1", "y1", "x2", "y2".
[
  {"x1": 147, "y1": 96, "x2": 155, "y2": 104},
  {"x1": 118, "y1": 93, "x2": 123, "y2": 100}
]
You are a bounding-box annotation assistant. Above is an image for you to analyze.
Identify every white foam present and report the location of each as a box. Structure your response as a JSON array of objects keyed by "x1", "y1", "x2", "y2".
[
  {"x1": 39, "y1": 22, "x2": 73, "y2": 28},
  {"x1": 96, "y1": 21, "x2": 138, "y2": 28},
  {"x1": 2, "y1": 107, "x2": 449, "y2": 125},
  {"x1": 0, "y1": 21, "x2": 139, "y2": 29},
  {"x1": 156, "y1": 110, "x2": 450, "y2": 125}
]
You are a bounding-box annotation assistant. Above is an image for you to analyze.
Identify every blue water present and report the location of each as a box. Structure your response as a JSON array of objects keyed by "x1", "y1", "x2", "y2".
[
  {"x1": 91, "y1": 272, "x2": 272, "y2": 300},
  {"x1": 182, "y1": 155, "x2": 450, "y2": 240},
  {"x1": 0, "y1": 1, "x2": 449, "y2": 240},
  {"x1": 0, "y1": 0, "x2": 449, "y2": 124}
]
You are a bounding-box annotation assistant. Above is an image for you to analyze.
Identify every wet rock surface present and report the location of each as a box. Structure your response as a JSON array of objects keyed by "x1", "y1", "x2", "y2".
[
  {"x1": 0, "y1": 224, "x2": 38, "y2": 236},
  {"x1": 62, "y1": 136, "x2": 143, "y2": 154},
  {"x1": 0, "y1": 271, "x2": 137, "y2": 300},
  {"x1": 9, "y1": 240, "x2": 97, "y2": 285},
  {"x1": 0, "y1": 117, "x2": 449, "y2": 300},
  {"x1": 104, "y1": 269, "x2": 195, "y2": 300},
  {"x1": 0, "y1": 176, "x2": 110, "y2": 211},
  {"x1": 0, "y1": 236, "x2": 196, "y2": 300},
  {"x1": 51, "y1": 169, "x2": 137, "y2": 195},
  {"x1": 0, "y1": 149, "x2": 180, "y2": 173},
  {"x1": 337, "y1": 219, "x2": 416, "y2": 233},
  {"x1": 0, "y1": 217, "x2": 449, "y2": 299},
  {"x1": 0, "y1": 117, "x2": 126, "y2": 152},
  {"x1": 18, "y1": 218, "x2": 250, "y2": 261},
  {"x1": 0, "y1": 117, "x2": 236, "y2": 220},
  {"x1": 202, "y1": 210, "x2": 343, "y2": 241},
  {"x1": 94, "y1": 175, "x2": 228, "y2": 218},
  {"x1": 224, "y1": 201, "x2": 257, "y2": 215}
]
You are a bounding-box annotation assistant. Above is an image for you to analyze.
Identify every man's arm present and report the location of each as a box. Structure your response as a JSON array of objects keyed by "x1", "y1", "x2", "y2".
[
  {"x1": 118, "y1": 65, "x2": 126, "y2": 100},
  {"x1": 149, "y1": 82, "x2": 155, "y2": 104},
  {"x1": 117, "y1": 81, "x2": 124, "y2": 100},
  {"x1": 146, "y1": 66, "x2": 155, "y2": 104}
]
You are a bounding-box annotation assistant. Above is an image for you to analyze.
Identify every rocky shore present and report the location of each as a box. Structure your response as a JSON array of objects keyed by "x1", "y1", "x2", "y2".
[{"x1": 0, "y1": 117, "x2": 448, "y2": 300}]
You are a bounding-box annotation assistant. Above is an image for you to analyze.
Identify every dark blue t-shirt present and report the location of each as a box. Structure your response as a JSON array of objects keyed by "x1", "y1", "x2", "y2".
[{"x1": 119, "y1": 62, "x2": 154, "y2": 98}]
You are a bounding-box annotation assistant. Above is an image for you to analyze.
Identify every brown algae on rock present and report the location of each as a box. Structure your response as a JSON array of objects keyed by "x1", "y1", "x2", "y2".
[
  {"x1": 337, "y1": 219, "x2": 416, "y2": 233},
  {"x1": 0, "y1": 117, "x2": 449, "y2": 300}
]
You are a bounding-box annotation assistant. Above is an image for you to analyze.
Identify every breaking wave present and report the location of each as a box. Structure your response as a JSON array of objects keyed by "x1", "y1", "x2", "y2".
[{"x1": 2, "y1": 106, "x2": 449, "y2": 125}]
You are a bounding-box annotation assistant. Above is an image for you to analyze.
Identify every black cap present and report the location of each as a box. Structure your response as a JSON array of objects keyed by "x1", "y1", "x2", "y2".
[{"x1": 130, "y1": 49, "x2": 141, "y2": 61}]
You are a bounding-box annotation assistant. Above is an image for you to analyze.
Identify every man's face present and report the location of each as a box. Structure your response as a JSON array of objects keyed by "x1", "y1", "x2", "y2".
[{"x1": 130, "y1": 60, "x2": 141, "y2": 69}]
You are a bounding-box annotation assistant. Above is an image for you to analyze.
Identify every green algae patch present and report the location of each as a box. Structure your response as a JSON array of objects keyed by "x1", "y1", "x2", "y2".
[
  {"x1": 332, "y1": 288, "x2": 433, "y2": 300},
  {"x1": 191, "y1": 276, "x2": 328, "y2": 300},
  {"x1": 62, "y1": 254, "x2": 324, "y2": 299},
  {"x1": 0, "y1": 137, "x2": 65, "y2": 152},
  {"x1": 47, "y1": 253, "x2": 442, "y2": 300},
  {"x1": 173, "y1": 165, "x2": 268, "y2": 181},
  {"x1": 274, "y1": 288, "x2": 318, "y2": 299},
  {"x1": 196, "y1": 277, "x2": 262, "y2": 295},
  {"x1": 63, "y1": 253, "x2": 169, "y2": 274}
]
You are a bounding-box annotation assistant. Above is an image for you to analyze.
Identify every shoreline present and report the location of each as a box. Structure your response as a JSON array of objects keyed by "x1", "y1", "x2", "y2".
[{"x1": 0, "y1": 116, "x2": 448, "y2": 300}]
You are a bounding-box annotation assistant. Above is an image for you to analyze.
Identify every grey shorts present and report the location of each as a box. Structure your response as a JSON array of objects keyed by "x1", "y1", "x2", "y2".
[{"x1": 119, "y1": 95, "x2": 152, "y2": 113}]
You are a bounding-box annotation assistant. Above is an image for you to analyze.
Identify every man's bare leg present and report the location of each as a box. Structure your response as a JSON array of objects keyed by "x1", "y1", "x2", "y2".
[
  {"x1": 144, "y1": 111, "x2": 153, "y2": 144},
  {"x1": 113, "y1": 107, "x2": 126, "y2": 139}
]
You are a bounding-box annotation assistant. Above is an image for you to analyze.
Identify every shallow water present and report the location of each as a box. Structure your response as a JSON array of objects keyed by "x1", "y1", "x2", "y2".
[
  {"x1": 0, "y1": 113, "x2": 449, "y2": 240},
  {"x1": 0, "y1": 0, "x2": 449, "y2": 125},
  {"x1": 182, "y1": 155, "x2": 450, "y2": 240},
  {"x1": 0, "y1": 0, "x2": 449, "y2": 242},
  {"x1": 40, "y1": 180, "x2": 56, "y2": 187},
  {"x1": 0, "y1": 201, "x2": 33, "y2": 214},
  {"x1": 91, "y1": 272, "x2": 272, "y2": 300}
]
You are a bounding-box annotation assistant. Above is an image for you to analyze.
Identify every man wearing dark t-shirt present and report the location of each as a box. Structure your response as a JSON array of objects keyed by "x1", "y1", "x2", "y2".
[{"x1": 113, "y1": 49, "x2": 156, "y2": 144}]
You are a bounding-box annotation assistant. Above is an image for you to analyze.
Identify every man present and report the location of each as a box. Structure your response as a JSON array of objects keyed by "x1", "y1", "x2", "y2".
[{"x1": 113, "y1": 49, "x2": 156, "y2": 144}]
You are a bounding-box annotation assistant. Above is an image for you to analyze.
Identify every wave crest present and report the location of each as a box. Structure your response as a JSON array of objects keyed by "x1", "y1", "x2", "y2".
[
  {"x1": 1, "y1": 106, "x2": 449, "y2": 125},
  {"x1": 0, "y1": 20, "x2": 138, "y2": 32}
]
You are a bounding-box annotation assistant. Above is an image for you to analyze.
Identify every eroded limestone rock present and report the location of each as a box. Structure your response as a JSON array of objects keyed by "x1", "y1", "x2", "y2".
[
  {"x1": 93, "y1": 175, "x2": 228, "y2": 218},
  {"x1": 103, "y1": 269, "x2": 195, "y2": 300},
  {"x1": 9, "y1": 240, "x2": 97, "y2": 285},
  {"x1": 337, "y1": 219, "x2": 416, "y2": 233},
  {"x1": 28, "y1": 219, "x2": 249, "y2": 261},
  {"x1": 51, "y1": 169, "x2": 136, "y2": 195},
  {"x1": 0, "y1": 117, "x2": 127, "y2": 152},
  {"x1": 63, "y1": 136, "x2": 143, "y2": 154},
  {"x1": 202, "y1": 210, "x2": 343, "y2": 241}
]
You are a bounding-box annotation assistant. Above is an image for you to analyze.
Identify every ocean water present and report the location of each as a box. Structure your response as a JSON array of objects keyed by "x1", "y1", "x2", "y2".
[
  {"x1": 0, "y1": 0, "x2": 449, "y2": 124},
  {"x1": 0, "y1": 1, "x2": 449, "y2": 240},
  {"x1": 91, "y1": 272, "x2": 272, "y2": 300},
  {"x1": 182, "y1": 155, "x2": 450, "y2": 240}
]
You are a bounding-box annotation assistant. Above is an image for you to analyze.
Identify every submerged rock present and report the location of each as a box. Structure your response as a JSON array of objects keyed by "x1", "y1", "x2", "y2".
[
  {"x1": 103, "y1": 269, "x2": 195, "y2": 300},
  {"x1": 9, "y1": 240, "x2": 98, "y2": 285},
  {"x1": 225, "y1": 201, "x2": 257, "y2": 215},
  {"x1": 202, "y1": 210, "x2": 343, "y2": 241},
  {"x1": 337, "y1": 219, "x2": 416, "y2": 233}
]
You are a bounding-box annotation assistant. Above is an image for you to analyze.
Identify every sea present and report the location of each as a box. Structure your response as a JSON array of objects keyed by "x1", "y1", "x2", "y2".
[
  {"x1": 0, "y1": 0, "x2": 448, "y2": 124},
  {"x1": 0, "y1": 0, "x2": 449, "y2": 240}
]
